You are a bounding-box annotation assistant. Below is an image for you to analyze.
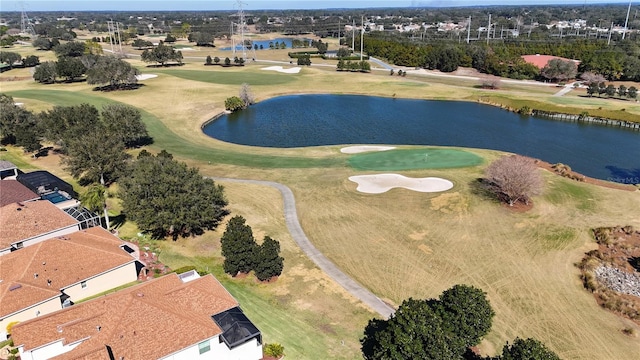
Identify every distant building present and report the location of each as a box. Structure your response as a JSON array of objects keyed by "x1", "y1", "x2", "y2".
[
  {"x1": 0, "y1": 227, "x2": 139, "y2": 340},
  {"x1": 12, "y1": 272, "x2": 263, "y2": 360}
]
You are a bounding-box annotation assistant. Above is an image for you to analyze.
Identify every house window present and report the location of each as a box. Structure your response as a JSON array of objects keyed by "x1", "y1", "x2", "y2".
[
  {"x1": 81, "y1": 281, "x2": 87, "y2": 289},
  {"x1": 198, "y1": 340, "x2": 210, "y2": 355}
]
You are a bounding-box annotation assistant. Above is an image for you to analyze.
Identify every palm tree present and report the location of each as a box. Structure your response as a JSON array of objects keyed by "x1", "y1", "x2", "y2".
[{"x1": 81, "y1": 183, "x2": 110, "y2": 229}]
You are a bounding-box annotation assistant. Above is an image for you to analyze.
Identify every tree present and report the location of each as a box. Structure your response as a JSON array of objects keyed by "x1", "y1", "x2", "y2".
[
  {"x1": 337, "y1": 58, "x2": 346, "y2": 71},
  {"x1": 579, "y1": 71, "x2": 605, "y2": 86},
  {"x1": 225, "y1": 96, "x2": 246, "y2": 112},
  {"x1": 605, "y1": 84, "x2": 616, "y2": 97},
  {"x1": 132, "y1": 39, "x2": 153, "y2": 49},
  {"x1": 540, "y1": 59, "x2": 577, "y2": 82},
  {"x1": 359, "y1": 60, "x2": 371, "y2": 72},
  {"x1": 32, "y1": 36, "x2": 55, "y2": 50},
  {"x1": 141, "y1": 41, "x2": 183, "y2": 66},
  {"x1": 189, "y1": 31, "x2": 215, "y2": 46},
  {"x1": 100, "y1": 104, "x2": 150, "y2": 147},
  {"x1": 62, "y1": 126, "x2": 130, "y2": 185},
  {"x1": 38, "y1": 103, "x2": 101, "y2": 150},
  {"x1": 239, "y1": 83, "x2": 255, "y2": 107},
  {"x1": 586, "y1": 82, "x2": 599, "y2": 97},
  {"x1": 617, "y1": 85, "x2": 627, "y2": 98},
  {"x1": 433, "y1": 284, "x2": 494, "y2": 349},
  {"x1": 0, "y1": 95, "x2": 41, "y2": 153},
  {"x1": 224, "y1": 57, "x2": 231, "y2": 66},
  {"x1": 337, "y1": 47, "x2": 351, "y2": 58},
  {"x1": 221, "y1": 215, "x2": 258, "y2": 276},
  {"x1": 81, "y1": 183, "x2": 110, "y2": 229},
  {"x1": 56, "y1": 56, "x2": 86, "y2": 81},
  {"x1": 214, "y1": 56, "x2": 220, "y2": 64},
  {"x1": 33, "y1": 61, "x2": 58, "y2": 84},
  {"x1": 0, "y1": 51, "x2": 21, "y2": 69},
  {"x1": 254, "y1": 236, "x2": 284, "y2": 281},
  {"x1": 86, "y1": 55, "x2": 139, "y2": 89},
  {"x1": 205, "y1": 55, "x2": 212, "y2": 65},
  {"x1": 53, "y1": 41, "x2": 86, "y2": 58},
  {"x1": 119, "y1": 151, "x2": 228, "y2": 239},
  {"x1": 484, "y1": 155, "x2": 543, "y2": 206},
  {"x1": 361, "y1": 298, "x2": 455, "y2": 360},
  {"x1": 627, "y1": 86, "x2": 638, "y2": 99},
  {"x1": 500, "y1": 338, "x2": 561, "y2": 360},
  {"x1": 22, "y1": 55, "x2": 39, "y2": 67}
]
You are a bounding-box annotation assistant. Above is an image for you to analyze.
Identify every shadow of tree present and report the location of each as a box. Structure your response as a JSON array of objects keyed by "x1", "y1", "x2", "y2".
[{"x1": 110, "y1": 213, "x2": 126, "y2": 230}]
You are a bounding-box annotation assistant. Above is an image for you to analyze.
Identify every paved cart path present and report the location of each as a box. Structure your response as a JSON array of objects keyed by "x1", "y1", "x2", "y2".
[{"x1": 209, "y1": 177, "x2": 395, "y2": 319}]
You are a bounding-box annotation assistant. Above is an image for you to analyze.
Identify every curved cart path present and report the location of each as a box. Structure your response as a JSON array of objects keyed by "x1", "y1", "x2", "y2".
[{"x1": 209, "y1": 177, "x2": 395, "y2": 319}]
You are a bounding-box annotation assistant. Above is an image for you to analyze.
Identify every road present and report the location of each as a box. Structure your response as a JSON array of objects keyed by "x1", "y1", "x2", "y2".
[{"x1": 209, "y1": 177, "x2": 396, "y2": 319}]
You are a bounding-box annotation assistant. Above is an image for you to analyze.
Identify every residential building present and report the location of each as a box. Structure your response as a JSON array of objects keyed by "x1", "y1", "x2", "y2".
[
  {"x1": 0, "y1": 161, "x2": 20, "y2": 180},
  {"x1": 12, "y1": 272, "x2": 263, "y2": 360},
  {"x1": 0, "y1": 201, "x2": 80, "y2": 255},
  {"x1": 0, "y1": 226, "x2": 139, "y2": 340},
  {"x1": 0, "y1": 180, "x2": 39, "y2": 207}
]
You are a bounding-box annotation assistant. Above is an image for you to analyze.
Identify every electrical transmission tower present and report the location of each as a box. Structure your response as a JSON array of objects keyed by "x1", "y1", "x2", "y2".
[
  {"x1": 107, "y1": 20, "x2": 123, "y2": 56},
  {"x1": 232, "y1": 0, "x2": 248, "y2": 60},
  {"x1": 20, "y1": 5, "x2": 36, "y2": 36}
]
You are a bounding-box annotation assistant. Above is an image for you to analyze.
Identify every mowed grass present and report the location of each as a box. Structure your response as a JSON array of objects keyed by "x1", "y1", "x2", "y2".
[
  {"x1": 3, "y1": 47, "x2": 640, "y2": 359},
  {"x1": 348, "y1": 148, "x2": 483, "y2": 170},
  {"x1": 154, "y1": 68, "x2": 297, "y2": 85}
]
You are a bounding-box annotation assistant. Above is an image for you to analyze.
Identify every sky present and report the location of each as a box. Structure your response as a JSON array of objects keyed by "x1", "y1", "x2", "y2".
[{"x1": 0, "y1": 0, "x2": 634, "y2": 12}]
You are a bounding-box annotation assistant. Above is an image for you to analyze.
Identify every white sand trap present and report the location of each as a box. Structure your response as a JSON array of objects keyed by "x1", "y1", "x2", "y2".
[
  {"x1": 340, "y1": 145, "x2": 396, "y2": 154},
  {"x1": 261, "y1": 66, "x2": 301, "y2": 74},
  {"x1": 136, "y1": 74, "x2": 158, "y2": 81},
  {"x1": 349, "y1": 174, "x2": 453, "y2": 194}
]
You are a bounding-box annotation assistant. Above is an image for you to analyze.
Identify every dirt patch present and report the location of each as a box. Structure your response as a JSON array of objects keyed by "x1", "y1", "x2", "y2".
[
  {"x1": 502, "y1": 201, "x2": 533, "y2": 213},
  {"x1": 577, "y1": 226, "x2": 640, "y2": 325}
]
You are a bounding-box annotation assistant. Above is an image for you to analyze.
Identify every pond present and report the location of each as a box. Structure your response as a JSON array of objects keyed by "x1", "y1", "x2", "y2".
[
  {"x1": 219, "y1": 37, "x2": 312, "y2": 51},
  {"x1": 203, "y1": 94, "x2": 640, "y2": 183}
]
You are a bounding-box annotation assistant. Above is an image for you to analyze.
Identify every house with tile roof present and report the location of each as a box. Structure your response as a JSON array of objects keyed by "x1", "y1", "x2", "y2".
[
  {"x1": 0, "y1": 180, "x2": 40, "y2": 207},
  {"x1": 0, "y1": 160, "x2": 20, "y2": 180},
  {"x1": 0, "y1": 227, "x2": 139, "y2": 340},
  {"x1": 12, "y1": 272, "x2": 263, "y2": 360},
  {"x1": 0, "y1": 201, "x2": 81, "y2": 255}
]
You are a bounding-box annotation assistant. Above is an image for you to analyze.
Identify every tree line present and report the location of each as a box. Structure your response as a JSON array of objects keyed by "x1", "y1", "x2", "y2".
[{"x1": 361, "y1": 35, "x2": 640, "y2": 82}]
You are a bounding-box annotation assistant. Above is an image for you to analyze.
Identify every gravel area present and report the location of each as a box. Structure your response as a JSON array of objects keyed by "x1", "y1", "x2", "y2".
[{"x1": 594, "y1": 265, "x2": 640, "y2": 297}]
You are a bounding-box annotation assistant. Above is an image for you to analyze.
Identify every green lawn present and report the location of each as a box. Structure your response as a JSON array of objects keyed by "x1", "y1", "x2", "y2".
[
  {"x1": 348, "y1": 148, "x2": 484, "y2": 171},
  {"x1": 154, "y1": 68, "x2": 298, "y2": 85}
]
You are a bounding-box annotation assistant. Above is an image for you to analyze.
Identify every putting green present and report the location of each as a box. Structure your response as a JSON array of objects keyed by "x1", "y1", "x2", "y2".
[{"x1": 348, "y1": 148, "x2": 483, "y2": 171}]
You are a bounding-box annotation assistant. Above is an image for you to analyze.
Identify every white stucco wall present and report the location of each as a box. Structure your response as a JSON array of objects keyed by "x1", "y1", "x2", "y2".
[
  {"x1": 161, "y1": 335, "x2": 262, "y2": 360},
  {"x1": 0, "y1": 296, "x2": 61, "y2": 341},
  {"x1": 63, "y1": 261, "x2": 137, "y2": 302},
  {"x1": 17, "y1": 338, "x2": 83, "y2": 360}
]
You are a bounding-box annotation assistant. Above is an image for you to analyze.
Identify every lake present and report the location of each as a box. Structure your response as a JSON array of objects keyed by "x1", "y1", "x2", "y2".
[{"x1": 203, "y1": 94, "x2": 640, "y2": 183}]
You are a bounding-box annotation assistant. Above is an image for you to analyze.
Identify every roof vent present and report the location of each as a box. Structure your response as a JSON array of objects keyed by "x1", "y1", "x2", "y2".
[
  {"x1": 34, "y1": 273, "x2": 38, "y2": 279},
  {"x1": 136, "y1": 293, "x2": 144, "y2": 297},
  {"x1": 16, "y1": 207, "x2": 22, "y2": 211},
  {"x1": 57, "y1": 325, "x2": 63, "y2": 333},
  {"x1": 96, "y1": 325, "x2": 101, "y2": 332}
]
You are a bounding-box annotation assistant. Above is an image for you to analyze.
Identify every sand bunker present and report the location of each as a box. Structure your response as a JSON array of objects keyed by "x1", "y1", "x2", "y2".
[
  {"x1": 349, "y1": 174, "x2": 453, "y2": 194},
  {"x1": 340, "y1": 146, "x2": 396, "y2": 154},
  {"x1": 261, "y1": 66, "x2": 302, "y2": 74},
  {"x1": 136, "y1": 74, "x2": 158, "y2": 81}
]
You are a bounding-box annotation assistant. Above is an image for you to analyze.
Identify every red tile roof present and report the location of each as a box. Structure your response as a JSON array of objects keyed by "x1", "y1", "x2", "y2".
[
  {"x1": 521, "y1": 54, "x2": 580, "y2": 69},
  {"x1": 0, "y1": 180, "x2": 39, "y2": 207},
  {"x1": 12, "y1": 273, "x2": 239, "y2": 360},
  {"x1": 0, "y1": 201, "x2": 79, "y2": 249},
  {"x1": 0, "y1": 227, "x2": 135, "y2": 318}
]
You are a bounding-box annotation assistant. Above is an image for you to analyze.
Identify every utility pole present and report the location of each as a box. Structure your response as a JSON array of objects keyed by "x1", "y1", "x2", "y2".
[
  {"x1": 467, "y1": 16, "x2": 471, "y2": 43},
  {"x1": 608, "y1": 22, "x2": 614, "y2": 45},
  {"x1": 338, "y1": 19, "x2": 340, "y2": 45},
  {"x1": 487, "y1": 13, "x2": 491, "y2": 45},
  {"x1": 352, "y1": 19, "x2": 355, "y2": 51},
  {"x1": 360, "y1": 16, "x2": 364, "y2": 61},
  {"x1": 623, "y1": 0, "x2": 632, "y2": 40}
]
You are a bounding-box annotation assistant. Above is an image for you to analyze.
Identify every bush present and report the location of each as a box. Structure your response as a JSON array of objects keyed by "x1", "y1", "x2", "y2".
[
  {"x1": 225, "y1": 96, "x2": 246, "y2": 112},
  {"x1": 264, "y1": 343, "x2": 285, "y2": 358}
]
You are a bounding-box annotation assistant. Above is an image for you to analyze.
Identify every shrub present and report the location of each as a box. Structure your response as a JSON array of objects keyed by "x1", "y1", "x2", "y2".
[
  {"x1": 485, "y1": 155, "x2": 543, "y2": 206},
  {"x1": 264, "y1": 343, "x2": 285, "y2": 358},
  {"x1": 225, "y1": 96, "x2": 246, "y2": 112}
]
